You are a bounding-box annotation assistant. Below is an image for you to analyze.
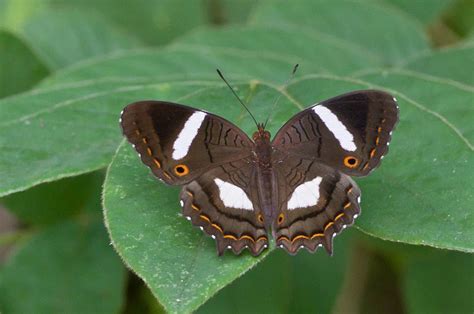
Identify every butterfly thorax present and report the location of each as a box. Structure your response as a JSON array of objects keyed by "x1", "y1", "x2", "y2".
[
  {"x1": 252, "y1": 125, "x2": 278, "y2": 230},
  {"x1": 252, "y1": 125, "x2": 272, "y2": 167}
]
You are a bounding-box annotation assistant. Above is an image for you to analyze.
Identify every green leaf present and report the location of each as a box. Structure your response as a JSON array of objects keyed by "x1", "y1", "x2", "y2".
[
  {"x1": 0, "y1": 30, "x2": 49, "y2": 98},
  {"x1": 19, "y1": 9, "x2": 143, "y2": 70},
  {"x1": 401, "y1": 43, "x2": 474, "y2": 85},
  {"x1": 174, "y1": 25, "x2": 383, "y2": 75},
  {"x1": 103, "y1": 142, "x2": 269, "y2": 313},
  {"x1": 2, "y1": 171, "x2": 104, "y2": 226},
  {"x1": 0, "y1": 219, "x2": 126, "y2": 314},
  {"x1": 403, "y1": 251, "x2": 474, "y2": 314},
  {"x1": 250, "y1": 0, "x2": 429, "y2": 64}
]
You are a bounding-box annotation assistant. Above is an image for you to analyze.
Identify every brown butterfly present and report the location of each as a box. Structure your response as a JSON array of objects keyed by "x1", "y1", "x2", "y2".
[{"x1": 120, "y1": 70, "x2": 398, "y2": 256}]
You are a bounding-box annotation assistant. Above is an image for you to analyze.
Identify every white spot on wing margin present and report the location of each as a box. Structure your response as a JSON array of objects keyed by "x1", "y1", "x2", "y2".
[
  {"x1": 172, "y1": 111, "x2": 206, "y2": 160},
  {"x1": 313, "y1": 105, "x2": 356, "y2": 151},
  {"x1": 214, "y1": 178, "x2": 254, "y2": 210}
]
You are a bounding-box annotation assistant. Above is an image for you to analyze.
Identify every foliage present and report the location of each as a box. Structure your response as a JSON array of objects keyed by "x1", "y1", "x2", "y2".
[{"x1": 0, "y1": 0, "x2": 472, "y2": 313}]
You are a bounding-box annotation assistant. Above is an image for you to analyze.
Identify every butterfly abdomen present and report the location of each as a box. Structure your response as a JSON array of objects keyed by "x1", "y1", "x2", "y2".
[{"x1": 253, "y1": 128, "x2": 279, "y2": 230}]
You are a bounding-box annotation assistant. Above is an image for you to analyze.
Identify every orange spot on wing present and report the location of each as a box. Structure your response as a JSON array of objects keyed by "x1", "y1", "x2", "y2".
[
  {"x1": 278, "y1": 236, "x2": 290, "y2": 243},
  {"x1": 278, "y1": 213, "x2": 285, "y2": 224},
  {"x1": 163, "y1": 171, "x2": 172, "y2": 179},
  {"x1": 224, "y1": 234, "x2": 238, "y2": 241},
  {"x1": 256, "y1": 236, "x2": 267, "y2": 242},
  {"x1": 310, "y1": 233, "x2": 324, "y2": 239},
  {"x1": 344, "y1": 202, "x2": 351, "y2": 209},
  {"x1": 153, "y1": 158, "x2": 161, "y2": 168},
  {"x1": 375, "y1": 136, "x2": 380, "y2": 145},
  {"x1": 135, "y1": 129, "x2": 140, "y2": 136},
  {"x1": 370, "y1": 148, "x2": 376, "y2": 158},
  {"x1": 191, "y1": 204, "x2": 200, "y2": 211},
  {"x1": 186, "y1": 191, "x2": 193, "y2": 197},
  {"x1": 240, "y1": 235, "x2": 255, "y2": 243},
  {"x1": 142, "y1": 138, "x2": 148, "y2": 144},
  {"x1": 377, "y1": 126, "x2": 382, "y2": 133},
  {"x1": 335, "y1": 213, "x2": 345, "y2": 221},
  {"x1": 199, "y1": 214, "x2": 210, "y2": 223},
  {"x1": 293, "y1": 235, "x2": 309, "y2": 242},
  {"x1": 146, "y1": 147, "x2": 152, "y2": 156},
  {"x1": 324, "y1": 221, "x2": 335, "y2": 231},
  {"x1": 212, "y1": 223, "x2": 223, "y2": 233}
]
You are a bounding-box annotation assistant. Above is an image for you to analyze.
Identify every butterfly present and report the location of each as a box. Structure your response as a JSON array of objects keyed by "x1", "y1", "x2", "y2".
[{"x1": 120, "y1": 81, "x2": 398, "y2": 257}]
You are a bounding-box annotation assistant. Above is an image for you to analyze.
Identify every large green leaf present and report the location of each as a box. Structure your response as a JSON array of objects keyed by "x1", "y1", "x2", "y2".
[
  {"x1": 0, "y1": 30, "x2": 49, "y2": 98},
  {"x1": 174, "y1": 25, "x2": 383, "y2": 75},
  {"x1": 401, "y1": 43, "x2": 474, "y2": 86},
  {"x1": 0, "y1": 219, "x2": 126, "y2": 314},
  {"x1": 250, "y1": 0, "x2": 429, "y2": 64}
]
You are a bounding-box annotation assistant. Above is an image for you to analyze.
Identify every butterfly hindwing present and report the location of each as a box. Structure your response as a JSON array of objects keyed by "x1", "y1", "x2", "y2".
[
  {"x1": 121, "y1": 101, "x2": 254, "y2": 185},
  {"x1": 273, "y1": 159, "x2": 361, "y2": 255},
  {"x1": 180, "y1": 159, "x2": 268, "y2": 256},
  {"x1": 272, "y1": 90, "x2": 399, "y2": 176}
]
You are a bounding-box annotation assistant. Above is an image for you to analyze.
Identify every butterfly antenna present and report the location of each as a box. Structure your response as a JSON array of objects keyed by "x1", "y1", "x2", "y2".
[
  {"x1": 216, "y1": 69, "x2": 259, "y2": 128},
  {"x1": 263, "y1": 64, "x2": 299, "y2": 128}
]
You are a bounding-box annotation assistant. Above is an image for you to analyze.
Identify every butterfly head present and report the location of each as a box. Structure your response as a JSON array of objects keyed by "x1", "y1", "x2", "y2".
[{"x1": 252, "y1": 123, "x2": 271, "y2": 143}]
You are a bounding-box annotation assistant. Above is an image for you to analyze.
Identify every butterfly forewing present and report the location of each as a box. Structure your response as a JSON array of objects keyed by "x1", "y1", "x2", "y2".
[
  {"x1": 121, "y1": 101, "x2": 254, "y2": 185},
  {"x1": 272, "y1": 90, "x2": 399, "y2": 176}
]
